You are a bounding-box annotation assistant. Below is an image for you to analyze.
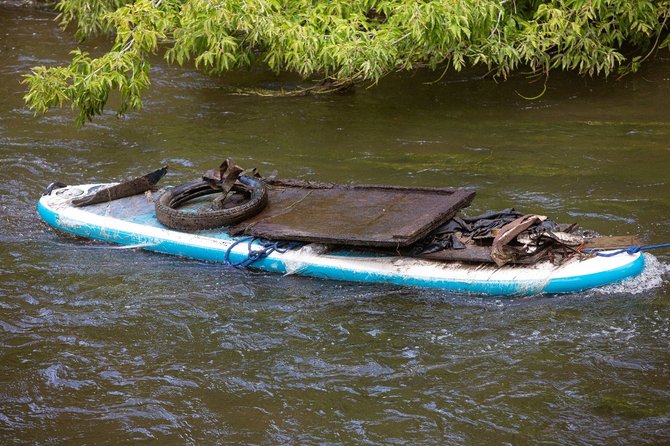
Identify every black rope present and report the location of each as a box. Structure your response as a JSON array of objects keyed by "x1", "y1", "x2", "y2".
[{"x1": 224, "y1": 237, "x2": 302, "y2": 268}]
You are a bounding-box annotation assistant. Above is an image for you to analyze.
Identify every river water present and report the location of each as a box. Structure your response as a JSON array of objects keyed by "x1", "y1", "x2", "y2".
[{"x1": 1, "y1": 6, "x2": 669, "y2": 445}]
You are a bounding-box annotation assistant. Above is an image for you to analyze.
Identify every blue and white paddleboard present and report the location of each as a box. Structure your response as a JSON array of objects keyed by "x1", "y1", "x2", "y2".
[{"x1": 37, "y1": 183, "x2": 645, "y2": 296}]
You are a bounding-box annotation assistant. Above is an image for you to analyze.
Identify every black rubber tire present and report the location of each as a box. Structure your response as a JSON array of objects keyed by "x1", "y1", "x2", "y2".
[{"x1": 155, "y1": 175, "x2": 268, "y2": 231}]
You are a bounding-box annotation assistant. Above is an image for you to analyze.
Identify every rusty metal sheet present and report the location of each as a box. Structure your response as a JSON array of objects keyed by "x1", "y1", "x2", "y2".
[{"x1": 230, "y1": 180, "x2": 475, "y2": 247}]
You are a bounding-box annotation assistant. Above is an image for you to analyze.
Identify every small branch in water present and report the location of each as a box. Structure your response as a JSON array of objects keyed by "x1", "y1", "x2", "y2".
[
  {"x1": 228, "y1": 78, "x2": 355, "y2": 97},
  {"x1": 515, "y1": 75, "x2": 548, "y2": 100}
]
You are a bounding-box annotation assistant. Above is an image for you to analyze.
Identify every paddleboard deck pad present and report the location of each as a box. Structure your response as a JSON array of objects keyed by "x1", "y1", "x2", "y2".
[{"x1": 37, "y1": 183, "x2": 645, "y2": 296}]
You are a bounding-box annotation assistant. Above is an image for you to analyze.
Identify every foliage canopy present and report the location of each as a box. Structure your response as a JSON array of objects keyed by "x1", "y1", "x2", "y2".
[{"x1": 24, "y1": 0, "x2": 670, "y2": 124}]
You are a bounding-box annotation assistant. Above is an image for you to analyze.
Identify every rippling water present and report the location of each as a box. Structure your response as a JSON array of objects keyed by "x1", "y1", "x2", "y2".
[{"x1": 1, "y1": 6, "x2": 669, "y2": 444}]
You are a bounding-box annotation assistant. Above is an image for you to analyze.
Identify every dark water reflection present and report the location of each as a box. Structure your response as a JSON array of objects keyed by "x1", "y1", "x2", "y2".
[{"x1": 1, "y1": 6, "x2": 669, "y2": 445}]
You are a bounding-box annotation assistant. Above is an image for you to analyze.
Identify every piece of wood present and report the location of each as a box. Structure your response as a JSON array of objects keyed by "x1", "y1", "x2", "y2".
[
  {"x1": 418, "y1": 244, "x2": 551, "y2": 265},
  {"x1": 72, "y1": 166, "x2": 168, "y2": 207},
  {"x1": 230, "y1": 181, "x2": 476, "y2": 247},
  {"x1": 584, "y1": 235, "x2": 641, "y2": 250},
  {"x1": 419, "y1": 245, "x2": 493, "y2": 263}
]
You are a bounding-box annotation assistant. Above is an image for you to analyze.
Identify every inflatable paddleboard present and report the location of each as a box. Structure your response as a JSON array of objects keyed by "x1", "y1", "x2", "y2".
[{"x1": 37, "y1": 183, "x2": 645, "y2": 296}]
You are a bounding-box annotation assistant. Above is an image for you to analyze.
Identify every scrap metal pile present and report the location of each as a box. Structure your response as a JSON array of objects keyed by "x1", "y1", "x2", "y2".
[{"x1": 408, "y1": 209, "x2": 591, "y2": 266}]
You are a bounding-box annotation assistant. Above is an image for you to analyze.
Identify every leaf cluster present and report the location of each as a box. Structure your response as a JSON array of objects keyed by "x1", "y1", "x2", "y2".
[{"x1": 24, "y1": 0, "x2": 670, "y2": 123}]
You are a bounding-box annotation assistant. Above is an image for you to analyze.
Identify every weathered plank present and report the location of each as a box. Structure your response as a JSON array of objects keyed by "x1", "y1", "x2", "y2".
[
  {"x1": 230, "y1": 181, "x2": 476, "y2": 247},
  {"x1": 72, "y1": 166, "x2": 168, "y2": 207},
  {"x1": 584, "y1": 235, "x2": 641, "y2": 250}
]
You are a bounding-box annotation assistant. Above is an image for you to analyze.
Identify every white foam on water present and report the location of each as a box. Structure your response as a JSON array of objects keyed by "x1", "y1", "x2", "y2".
[{"x1": 591, "y1": 254, "x2": 669, "y2": 295}]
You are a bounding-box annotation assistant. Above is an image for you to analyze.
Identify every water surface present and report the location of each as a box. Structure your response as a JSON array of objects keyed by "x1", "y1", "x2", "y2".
[{"x1": 1, "y1": 6, "x2": 669, "y2": 444}]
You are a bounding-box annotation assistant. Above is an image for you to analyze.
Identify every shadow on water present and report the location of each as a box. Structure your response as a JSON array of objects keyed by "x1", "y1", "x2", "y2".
[{"x1": 1, "y1": 5, "x2": 669, "y2": 445}]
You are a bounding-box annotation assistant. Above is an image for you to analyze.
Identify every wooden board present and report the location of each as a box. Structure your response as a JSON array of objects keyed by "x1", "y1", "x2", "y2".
[
  {"x1": 418, "y1": 244, "x2": 551, "y2": 265},
  {"x1": 584, "y1": 235, "x2": 641, "y2": 250},
  {"x1": 230, "y1": 180, "x2": 476, "y2": 247}
]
